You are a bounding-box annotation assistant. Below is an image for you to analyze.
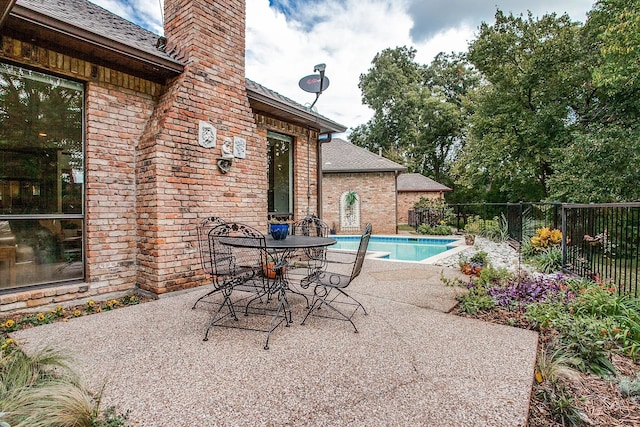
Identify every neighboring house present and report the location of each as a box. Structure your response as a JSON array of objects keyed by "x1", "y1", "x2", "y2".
[
  {"x1": 321, "y1": 139, "x2": 406, "y2": 235},
  {"x1": 0, "y1": 0, "x2": 345, "y2": 311},
  {"x1": 396, "y1": 173, "x2": 452, "y2": 224}
]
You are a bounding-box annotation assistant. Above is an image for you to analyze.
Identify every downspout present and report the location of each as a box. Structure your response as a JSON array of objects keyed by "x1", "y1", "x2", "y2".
[
  {"x1": 306, "y1": 127, "x2": 311, "y2": 216},
  {"x1": 395, "y1": 170, "x2": 400, "y2": 233},
  {"x1": 317, "y1": 132, "x2": 332, "y2": 218}
]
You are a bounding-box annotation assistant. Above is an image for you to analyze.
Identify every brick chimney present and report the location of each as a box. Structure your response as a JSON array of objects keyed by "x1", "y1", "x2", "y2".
[{"x1": 136, "y1": 0, "x2": 265, "y2": 294}]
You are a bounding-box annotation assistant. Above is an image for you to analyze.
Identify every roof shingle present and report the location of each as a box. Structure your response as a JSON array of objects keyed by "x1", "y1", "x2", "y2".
[
  {"x1": 17, "y1": 0, "x2": 175, "y2": 62},
  {"x1": 322, "y1": 138, "x2": 406, "y2": 173},
  {"x1": 397, "y1": 173, "x2": 452, "y2": 192}
]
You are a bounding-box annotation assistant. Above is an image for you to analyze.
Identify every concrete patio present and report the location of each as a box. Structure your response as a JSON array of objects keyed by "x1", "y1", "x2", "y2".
[{"x1": 13, "y1": 258, "x2": 538, "y2": 426}]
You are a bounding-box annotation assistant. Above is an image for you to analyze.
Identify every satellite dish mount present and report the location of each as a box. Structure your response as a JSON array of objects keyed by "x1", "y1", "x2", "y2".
[{"x1": 298, "y1": 63, "x2": 330, "y2": 111}]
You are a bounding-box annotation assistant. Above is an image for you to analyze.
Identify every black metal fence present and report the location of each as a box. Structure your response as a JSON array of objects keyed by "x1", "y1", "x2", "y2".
[
  {"x1": 409, "y1": 202, "x2": 640, "y2": 297},
  {"x1": 563, "y1": 203, "x2": 640, "y2": 297},
  {"x1": 409, "y1": 202, "x2": 561, "y2": 243}
]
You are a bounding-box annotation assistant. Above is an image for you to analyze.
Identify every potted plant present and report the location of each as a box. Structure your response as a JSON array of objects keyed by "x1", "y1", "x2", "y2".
[
  {"x1": 262, "y1": 254, "x2": 285, "y2": 278},
  {"x1": 459, "y1": 251, "x2": 488, "y2": 276},
  {"x1": 330, "y1": 222, "x2": 337, "y2": 235},
  {"x1": 268, "y1": 218, "x2": 290, "y2": 240}
]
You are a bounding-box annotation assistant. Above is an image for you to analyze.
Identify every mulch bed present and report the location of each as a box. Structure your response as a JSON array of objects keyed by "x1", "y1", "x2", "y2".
[{"x1": 451, "y1": 306, "x2": 640, "y2": 427}]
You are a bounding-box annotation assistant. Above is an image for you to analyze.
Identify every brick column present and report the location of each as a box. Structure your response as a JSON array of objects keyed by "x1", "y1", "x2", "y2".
[{"x1": 136, "y1": 0, "x2": 265, "y2": 294}]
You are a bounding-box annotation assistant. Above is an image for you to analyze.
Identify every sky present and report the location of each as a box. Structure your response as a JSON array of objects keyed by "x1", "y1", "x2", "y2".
[{"x1": 90, "y1": 0, "x2": 596, "y2": 135}]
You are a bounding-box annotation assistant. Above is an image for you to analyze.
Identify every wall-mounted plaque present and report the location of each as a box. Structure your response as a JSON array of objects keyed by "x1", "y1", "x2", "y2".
[
  {"x1": 198, "y1": 120, "x2": 216, "y2": 148},
  {"x1": 233, "y1": 136, "x2": 247, "y2": 159}
]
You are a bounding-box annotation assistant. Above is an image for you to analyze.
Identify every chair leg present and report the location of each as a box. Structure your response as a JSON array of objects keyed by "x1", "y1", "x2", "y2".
[
  {"x1": 335, "y1": 288, "x2": 368, "y2": 316},
  {"x1": 300, "y1": 296, "x2": 321, "y2": 326},
  {"x1": 192, "y1": 287, "x2": 221, "y2": 309},
  {"x1": 301, "y1": 286, "x2": 364, "y2": 333},
  {"x1": 264, "y1": 289, "x2": 291, "y2": 350},
  {"x1": 203, "y1": 288, "x2": 236, "y2": 341}
]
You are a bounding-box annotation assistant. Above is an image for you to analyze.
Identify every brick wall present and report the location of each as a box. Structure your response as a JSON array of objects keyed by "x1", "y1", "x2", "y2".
[
  {"x1": 397, "y1": 191, "x2": 444, "y2": 224},
  {"x1": 0, "y1": 0, "x2": 326, "y2": 313},
  {"x1": 322, "y1": 172, "x2": 398, "y2": 235},
  {"x1": 134, "y1": 0, "x2": 264, "y2": 294},
  {"x1": 85, "y1": 82, "x2": 157, "y2": 291}
]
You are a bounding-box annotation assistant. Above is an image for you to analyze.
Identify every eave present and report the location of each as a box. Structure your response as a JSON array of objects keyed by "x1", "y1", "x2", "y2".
[
  {"x1": 2, "y1": 3, "x2": 183, "y2": 83},
  {"x1": 247, "y1": 89, "x2": 347, "y2": 135}
]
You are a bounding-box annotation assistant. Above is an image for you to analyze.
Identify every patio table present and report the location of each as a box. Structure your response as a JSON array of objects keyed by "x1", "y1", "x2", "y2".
[{"x1": 219, "y1": 234, "x2": 335, "y2": 349}]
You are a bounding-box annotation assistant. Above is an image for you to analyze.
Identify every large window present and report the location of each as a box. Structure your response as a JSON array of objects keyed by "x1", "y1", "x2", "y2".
[
  {"x1": 267, "y1": 132, "x2": 293, "y2": 215},
  {"x1": 0, "y1": 63, "x2": 84, "y2": 290}
]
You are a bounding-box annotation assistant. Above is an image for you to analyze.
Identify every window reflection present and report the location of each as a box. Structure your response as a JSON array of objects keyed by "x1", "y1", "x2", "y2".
[
  {"x1": 0, "y1": 63, "x2": 84, "y2": 290},
  {"x1": 267, "y1": 132, "x2": 292, "y2": 214}
]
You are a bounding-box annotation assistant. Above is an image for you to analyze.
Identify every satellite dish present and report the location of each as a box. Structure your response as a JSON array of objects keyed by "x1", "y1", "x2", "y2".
[{"x1": 298, "y1": 74, "x2": 330, "y2": 94}]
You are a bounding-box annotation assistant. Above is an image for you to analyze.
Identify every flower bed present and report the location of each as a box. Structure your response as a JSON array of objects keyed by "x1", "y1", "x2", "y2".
[{"x1": 1, "y1": 294, "x2": 146, "y2": 334}]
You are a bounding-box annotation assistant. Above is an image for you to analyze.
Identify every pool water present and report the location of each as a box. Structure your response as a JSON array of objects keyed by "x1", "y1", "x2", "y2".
[{"x1": 331, "y1": 236, "x2": 458, "y2": 262}]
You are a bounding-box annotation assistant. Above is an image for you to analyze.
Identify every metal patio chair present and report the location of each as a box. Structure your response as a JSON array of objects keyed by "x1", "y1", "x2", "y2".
[
  {"x1": 198, "y1": 222, "x2": 289, "y2": 349},
  {"x1": 301, "y1": 223, "x2": 372, "y2": 332},
  {"x1": 291, "y1": 215, "x2": 330, "y2": 268},
  {"x1": 289, "y1": 215, "x2": 330, "y2": 305},
  {"x1": 192, "y1": 216, "x2": 228, "y2": 308}
]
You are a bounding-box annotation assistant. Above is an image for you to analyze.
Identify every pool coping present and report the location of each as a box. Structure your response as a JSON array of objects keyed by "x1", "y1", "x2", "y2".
[{"x1": 328, "y1": 234, "x2": 469, "y2": 264}]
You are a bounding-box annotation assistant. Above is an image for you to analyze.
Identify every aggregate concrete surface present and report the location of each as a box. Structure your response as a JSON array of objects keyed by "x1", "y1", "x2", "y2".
[{"x1": 13, "y1": 257, "x2": 538, "y2": 426}]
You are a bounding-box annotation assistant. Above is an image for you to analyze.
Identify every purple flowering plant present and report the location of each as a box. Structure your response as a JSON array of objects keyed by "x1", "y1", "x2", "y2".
[{"x1": 487, "y1": 274, "x2": 570, "y2": 311}]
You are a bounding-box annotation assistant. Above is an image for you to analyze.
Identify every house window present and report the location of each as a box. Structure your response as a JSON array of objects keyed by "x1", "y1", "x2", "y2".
[
  {"x1": 267, "y1": 131, "x2": 293, "y2": 215},
  {"x1": 0, "y1": 63, "x2": 84, "y2": 290}
]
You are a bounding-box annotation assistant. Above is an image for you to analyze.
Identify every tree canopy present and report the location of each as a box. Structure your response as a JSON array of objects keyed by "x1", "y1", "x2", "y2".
[{"x1": 352, "y1": 0, "x2": 640, "y2": 203}]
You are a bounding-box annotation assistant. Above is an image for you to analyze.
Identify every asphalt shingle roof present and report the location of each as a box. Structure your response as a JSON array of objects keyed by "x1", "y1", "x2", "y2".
[
  {"x1": 397, "y1": 173, "x2": 452, "y2": 192},
  {"x1": 322, "y1": 138, "x2": 406, "y2": 173},
  {"x1": 17, "y1": 0, "x2": 177, "y2": 63}
]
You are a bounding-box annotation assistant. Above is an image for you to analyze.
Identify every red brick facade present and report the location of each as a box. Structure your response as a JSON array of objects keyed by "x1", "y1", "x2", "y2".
[
  {"x1": 322, "y1": 172, "x2": 398, "y2": 235},
  {"x1": 397, "y1": 191, "x2": 445, "y2": 224},
  {"x1": 0, "y1": 0, "x2": 326, "y2": 313}
]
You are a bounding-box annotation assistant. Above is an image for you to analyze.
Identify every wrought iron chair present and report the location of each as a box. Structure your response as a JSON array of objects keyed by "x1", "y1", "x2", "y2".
[
  {"x1": 192, "y1": 217, "x2": 228, "y2": 308},
  {"x1": 291, "y1": 215, "x2": 329, "y2": 268},
  {"x1": 301, "y1": 223, "x2": 372, "y2": 332},
  {"x1": 289, "y1": 215, "x2": 330, "y2": 305},
  {"x1": 197, "y1": 222, "x2": 289, "y2": 349}
]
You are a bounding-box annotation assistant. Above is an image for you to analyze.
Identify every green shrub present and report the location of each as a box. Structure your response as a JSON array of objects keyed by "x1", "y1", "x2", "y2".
[
  {"x1": 526, "y1": 280, "x2": 640, "y2": 375},
  {"x1": 463, "y1": 215, "x2": 507, "y2": 242},
  {"x1": 470, "y1": 251, "x2": 488, "y2": 265},
  {"x1": 0, "y1": 346, "x2": 131, "y2": 427},
  {"x1": 456, "y1": 286, "x2": 496, "y2": 314},
  {"x1": 531, "y1": 246, "x2": 563, "y2": 273},
  {"x1": 538, "y1": 384, "x2": 587, "y2": 427},
  {"x1": 417, "y1": 223, "x2": 453, "y2": 235},
  {"x1": 619, "y1": 373, "x2": 640, "y2": 397}
]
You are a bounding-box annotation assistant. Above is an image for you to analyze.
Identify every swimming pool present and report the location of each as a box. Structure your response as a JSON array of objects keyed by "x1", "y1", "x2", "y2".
[{"x1": 330, "y1": 235, "x2": 461, "y2": 262}]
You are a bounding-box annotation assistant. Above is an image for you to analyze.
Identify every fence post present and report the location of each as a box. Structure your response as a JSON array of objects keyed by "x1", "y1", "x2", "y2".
[
  {"x1": 519, "y1": 202, "x2": 523, "y2": 243},
  {"x1": 561, "y1": 204, "x2": 567, "y2": 273}
]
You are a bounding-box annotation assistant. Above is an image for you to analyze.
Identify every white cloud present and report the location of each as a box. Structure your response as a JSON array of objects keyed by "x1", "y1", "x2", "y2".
[
  {"x1": 246, "y1": 0, "x2": 415, "y2": 132},
  {"x1": 92, "y1": 0, "x2": 595, "y2": 135}
]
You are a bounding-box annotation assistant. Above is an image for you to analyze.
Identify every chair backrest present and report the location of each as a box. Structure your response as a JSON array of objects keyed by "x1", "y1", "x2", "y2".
[
  {"x1": 292, "y1": 215, "x2": 329, "y2": 237},
  {"x1": 349, "y1": 223, "x2": 372, "y2": 281},
  {"x1": 208, "y1": 222, "x2": 267, "y2": 285},
  {"x1": 197, "y1": 217, "x2": 227, "y2": 275}
]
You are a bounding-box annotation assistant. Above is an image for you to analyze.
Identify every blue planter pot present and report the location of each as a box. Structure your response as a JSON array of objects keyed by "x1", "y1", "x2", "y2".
[{"x1": 269, "y1": 223, "x2": 289, "y2": 240}]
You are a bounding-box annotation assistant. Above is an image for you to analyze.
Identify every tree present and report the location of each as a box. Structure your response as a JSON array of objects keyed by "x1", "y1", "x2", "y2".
[
  {"x1": 354, "y1": 47, "x2": 477, "y2": 183},
  {"x1": 548, "y1": 125, "x2": 640, "y2": 202},
  {"x1": 457, "y1": 11, "x2": 586, "y2": 201},
  {"x1": 588, "y1": 0, "x2": 640, "y2": 93},
  {"x1": 546, "y1": 0, "x2": 640, "y2": 202}
]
